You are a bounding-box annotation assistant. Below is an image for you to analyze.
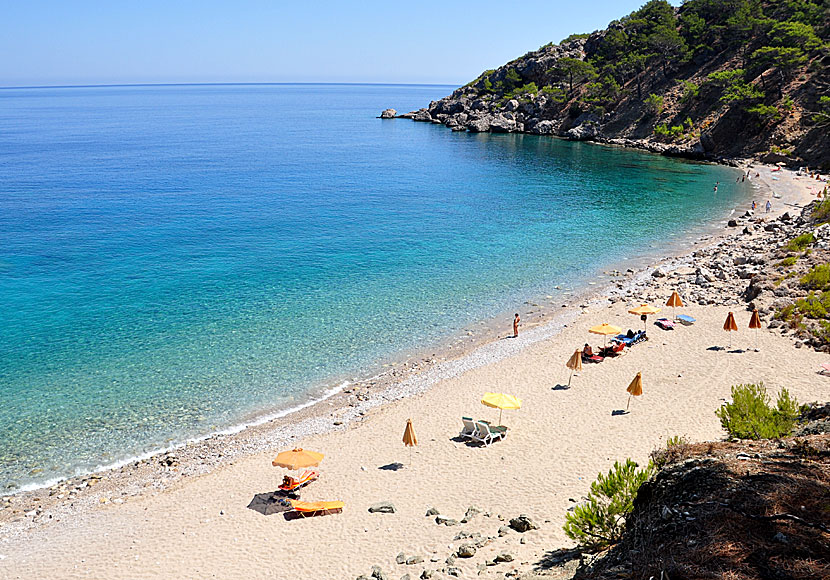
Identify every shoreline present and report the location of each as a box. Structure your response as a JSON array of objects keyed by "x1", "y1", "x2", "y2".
[
  {"x1": 0, "y1": 162, "x2": 824, "y2": 579},
  {"x1": 0, "y1": 159, "x2": 786, "y2": 501},
  {"x1": 2, "y1": 154, "x2": 752, "y2": 496}
]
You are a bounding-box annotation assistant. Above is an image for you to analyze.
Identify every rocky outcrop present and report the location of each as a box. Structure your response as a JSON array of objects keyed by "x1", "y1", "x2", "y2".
[{"x1": 384, "y1": 1, "x2": 828, "y2": 168}]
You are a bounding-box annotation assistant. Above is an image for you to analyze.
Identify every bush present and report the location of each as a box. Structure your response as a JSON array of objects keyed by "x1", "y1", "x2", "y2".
[
  {"x1": 800, "y1": 264, "x2": 830, "y2": 291},
  {"x1": 563, "y1": 459, "x2": 655, "y2": 550},
  {"x1": 645, "y1": 93, "x2": 664, "y2": 115},
  {"x1": 785, "y1": 233, "x2": 815, "y2": 252},
  {"x1": 715, "y1": 383, "x2": 801, "y2": 440},
  {"x1": 777, "y1": 256, "x2": 798, "y2": 267},
  {"x1": 679, "y1": 80, "x2": 699, "y2": 103},
  {"x1": 654, "y1": 123, "x2": 684, "y2": 139},
  {"x1": 747, "y1": 104, "x2": 782, "y2": 123},
  {"x1": 795, "y1": 291, "x2": 830, "y2": 319},
  {"x1": 811, "y1": 198, "x2": 830, "y2": 221}
]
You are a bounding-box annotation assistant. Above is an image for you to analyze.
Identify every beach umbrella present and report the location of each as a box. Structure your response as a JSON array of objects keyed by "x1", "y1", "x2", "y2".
[
  {"x1": 481, "y1": 392, "x2": 522, "y2": 425},
  {"x1": 666, "y1": 292, "x2": 684, "y2": 320},
  {"x1": 628, "y1": 304, "x2": 661, "y2": 327},
  {"x1": 402, "y1": 419, "x2": 417, "y2": 465},
  {"x1": 723, "y1": 312, "x2": 738, "y2": 348},
  {"x1": 272, "y1": 448, "x2": 324, "y2": 470},
  {"x1": 626, "y1": 372, "x2": 643, "y2": 411},
  {"x1": 749, "y1": 309, "x2": 762, "y2": 351},
  {"x1": 565, "y1": 349, "x2": 582, "y2": 387},
  {"x1": 589, "y1": 323, "x2": 623, "y2": 347}
]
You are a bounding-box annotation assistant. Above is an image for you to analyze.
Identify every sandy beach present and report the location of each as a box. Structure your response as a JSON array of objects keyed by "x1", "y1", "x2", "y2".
[{"x1": 1, "y1": 164, "x2": 828, "y2": 580}]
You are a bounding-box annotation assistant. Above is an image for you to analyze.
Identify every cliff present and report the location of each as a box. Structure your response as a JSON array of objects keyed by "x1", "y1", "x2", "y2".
[{"x1": 400, "y1": 0, "x2": 830, "y2": 168}]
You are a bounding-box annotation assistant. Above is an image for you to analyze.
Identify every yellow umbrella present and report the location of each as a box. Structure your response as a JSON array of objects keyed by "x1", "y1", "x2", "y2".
[
  {"x1": 628, "y1": 304, "x2": 661, "y2": 316},
  {"x1": 629, "y1": 304, "x2": 661, "y2": 327},
  {"x1": 402, "y1": 419, "x2": 417, "y2": 465},
  {"x1": 723, "y1": 312, "x2": 738, "y2": 348},
  {"x1": 749, "y1": 310, "x2": 761, "y2": 351},
  {"x1": 666, "y1": 292, "x2": 684, "y2": 319},
  {"x1": 565, "y1": 349, "x2": 582, "y2": 387},
  {"x1": 589, "y1": 323, "x2": 623, "y2": 347},
  {"x1": 481, "y1": 392, "x2": 522, "y2": 425},
  {"x1": 272, "y1": 448, "x2": 324, "y2": 470},
  {"x1": 626, "y1": 372, "x2": 643, "y2": 411}
]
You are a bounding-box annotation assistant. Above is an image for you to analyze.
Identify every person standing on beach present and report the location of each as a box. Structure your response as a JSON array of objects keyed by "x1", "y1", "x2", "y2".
[
  {"x1": 513, "y1": 313, "x2": 520, "y2": 338},
  {"x1": 752, "y1": 200, "x2": 757, "y2": 211},
  {"x1": 766, "y1": 200, "x2": 772, "y2": 213}
]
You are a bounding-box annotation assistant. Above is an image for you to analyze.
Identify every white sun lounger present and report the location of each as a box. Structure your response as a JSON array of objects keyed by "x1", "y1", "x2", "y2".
[
  {"x1": 459, "y1": 417, "x2": 478, "y2": 439},
  {"x1": 471, "y1": 421, "x2": 506, "y2": 446}
]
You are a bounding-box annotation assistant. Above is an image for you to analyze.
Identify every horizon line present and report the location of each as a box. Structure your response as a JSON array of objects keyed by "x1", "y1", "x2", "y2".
[{"x1": 0, "y1": 81, "x2": 459, "y2": 91}]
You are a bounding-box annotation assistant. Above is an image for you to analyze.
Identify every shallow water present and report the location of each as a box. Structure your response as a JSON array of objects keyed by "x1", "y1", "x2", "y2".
[{"x1": 0, "y1": 83, "x2": 748, "y2": 490}]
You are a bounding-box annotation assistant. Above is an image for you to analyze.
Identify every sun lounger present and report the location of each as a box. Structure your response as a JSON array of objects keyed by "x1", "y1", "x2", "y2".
[
  {"x1": 460, "y1": 417, "x2": 478, "y2": 439},
  {"x1": 278, "y1": 469, "x2": 319, "y2": 492},
  {"x1": 471, "y1": 421, "x2": 505, "y2": 446},
  {"x1": 677, "y1": 315, "x2": 696, "y2": 326},
  {"x1": 600, "y1": 342, "x2": 625, "y2": 357},
  {"x1": 288, "y1": 500, "x2": 344, "y2": 517},
  {"x1": 655, "y1": 318, "x2": 675, "y2": 330}
]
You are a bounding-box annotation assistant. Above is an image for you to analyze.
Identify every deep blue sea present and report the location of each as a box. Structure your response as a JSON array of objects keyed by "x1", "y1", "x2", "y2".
[{"x1": 0, "y1": 84, "x2": 748, "y2": 490}]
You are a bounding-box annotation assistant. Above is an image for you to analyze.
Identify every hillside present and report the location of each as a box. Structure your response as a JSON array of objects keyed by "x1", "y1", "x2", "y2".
[{"x1": 400, "y1": 0, "x2": 830, "y2": 168}]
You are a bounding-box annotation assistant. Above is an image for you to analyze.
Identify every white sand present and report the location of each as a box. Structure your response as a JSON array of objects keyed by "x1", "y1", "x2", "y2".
[{"x1": 1, "y1": 165, "x2": 827, "y2": 580}]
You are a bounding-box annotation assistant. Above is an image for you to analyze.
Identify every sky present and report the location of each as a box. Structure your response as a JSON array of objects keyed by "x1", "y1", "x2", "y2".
[{"x1": 1, "y1": 1, "x2": 679, "y2": 87}]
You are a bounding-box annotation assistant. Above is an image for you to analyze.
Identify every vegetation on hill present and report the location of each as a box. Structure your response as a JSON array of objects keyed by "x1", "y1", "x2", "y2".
[{"x1": 423, "y1": 0, "x2": 830, "y2": 167}]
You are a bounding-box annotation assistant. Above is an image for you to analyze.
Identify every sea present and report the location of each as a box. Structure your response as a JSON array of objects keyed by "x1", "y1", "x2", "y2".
[{"x1": 0, "y1": 83, "x2": 750, "y2": 491}]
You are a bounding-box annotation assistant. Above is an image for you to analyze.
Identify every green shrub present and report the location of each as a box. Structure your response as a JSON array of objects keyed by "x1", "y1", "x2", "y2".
[
  {"x1": 795, "y1": 291, "x2": 830, "y2": 319},
  {"x1": 777, "y1": 256, "x2": 797, "y2": 267},
  {"x1": 679, "y1": 80, "x2": 699, "y2": 103},
  {"x1": 563, "y1": 459, "x2": 655, "y2": 550},
  {"x1": 800, "y1": 264, "x2": 830, "y2": 291},
  {"x1": 666, "y1": 435, "x2": 689, "y2": 448},
  {"x1": 811, "y1": 198, "x2": 830, "y2": 221},
  {"x1": 775, "y1": 303, "x2": 795, "y2": 320},
  {"x1": 645, "y1": 93, "x2": 664, "y2": 115},
  {"x1": 747, "y1": 104, "x2": 782, "y2": 123},
  {"x1": 715, "y1": 383, "x2": 801, "y2": 440},
  {"x1": 785, "y1": 233, "x2": 815, "y2": 252}
]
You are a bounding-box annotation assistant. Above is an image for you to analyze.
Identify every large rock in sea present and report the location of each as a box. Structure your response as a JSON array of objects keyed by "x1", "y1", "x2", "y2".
[
  {"x1": 490, "y1": 114, "x2": 517, "y2": 133},
  {"x1": 379, "y1": 109, "x2": 396, "y2": 119}
]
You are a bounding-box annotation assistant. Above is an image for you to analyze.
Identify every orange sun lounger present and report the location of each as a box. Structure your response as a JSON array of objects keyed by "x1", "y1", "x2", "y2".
[
  {"x1": 288, "y1": 500, "x2": 344, "y2": 516},
  {"x1": 278, "y1": 469, "x2": 320, "y2": 492}
]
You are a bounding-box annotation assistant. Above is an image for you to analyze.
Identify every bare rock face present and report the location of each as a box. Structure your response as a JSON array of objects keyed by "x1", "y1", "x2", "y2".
[{"x1": 379, "y1": 109, "x2": 396, "y2": 119}]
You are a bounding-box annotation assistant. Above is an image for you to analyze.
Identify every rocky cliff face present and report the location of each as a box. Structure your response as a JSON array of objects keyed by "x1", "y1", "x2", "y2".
[{"x1": 395, "y1": 0, "x2": 829, "y2": 168}]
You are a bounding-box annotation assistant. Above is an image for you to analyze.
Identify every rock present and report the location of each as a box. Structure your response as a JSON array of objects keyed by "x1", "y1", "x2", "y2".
[
  {"x1": 445, "y1": 554, "x2": 456, "y2": 566},
  {"x1": 420, "y1": 571, "x2": 434, "y2": 579},
  {"x1": 508, "y1": 514, "x2": 539, "y2": 532},
  {"x1": 494, "y1": 552, "x2": 514, "y2": 563},
  {"x1": 371, "y1": 565, "x2": 388, "y2": 580},
  {"x1": 396, "y1": 553, "x2": 406, "y2": 565},
  {"x1": 446, "y1": 567, "x2": 461, "y2": 577},
  {"x1": 369, "y1": 502, "x2": 396, "y2": 514},
  {"x1": 498, "y1": 525, "x2": 511, "y2": 536},
  {"x1": 728, "y1": 219, "x2": 738, "y2": 227},
  {"x1": 406, "y1": 556, "x2": 424, "y2": 565},
  {"x1": 489, "y1": 114, "x2": 516, "y2": 133},
  {"x1": 461, "y1": 505, "x2": 481, "y2": 523},
  {"x1": 380, "y1": 109, "x2": 397, "y2": 119},
  {"x1": 401, "y1": 575, "x2": 410, "y2": 580},
  {"x1": 504, "y1": 99, "x2": 519, "y2": 112},
  {"x1": 466, "y1": 118, "x2": 491, "y2": 132},
  {"x1": 435, "y1": 515, "x2": 460, "y2": 526},
  {"x1": 565, "y1": 122, "x2": 600, "y2": 141},
  {"x1": 413, "y1": 109, "x2": 432, "y2": 122},
  {"x1": 456, "y1": 544, "x2": 477, "y2": 558},
  {"x1": 425, "y1": 507, "x2": 439, "y2": 517},
  {"x1": 651, "y1": 269, "x2": 666, "y2": 278}
]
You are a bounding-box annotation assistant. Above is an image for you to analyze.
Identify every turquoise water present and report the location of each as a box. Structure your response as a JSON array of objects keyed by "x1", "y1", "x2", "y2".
[{"x1": 0, "y1": 84, "x2": 748, "y2": 490}]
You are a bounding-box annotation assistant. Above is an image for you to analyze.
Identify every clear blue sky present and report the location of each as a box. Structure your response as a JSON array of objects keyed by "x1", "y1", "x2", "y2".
[{"x1": 2, "y1": 1, "x2": 678, "y2": 87}]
